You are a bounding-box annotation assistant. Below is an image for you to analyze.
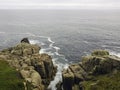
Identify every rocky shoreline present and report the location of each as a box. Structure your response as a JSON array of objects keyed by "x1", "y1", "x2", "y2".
[
  {"x1": 62, "y1": 50, "x2": 120, "y2": 90},
  {"x1": 0, "y1": 38, "x2": 120, "y2": 90},
  {"x1": 0, "y1": 38, "x2": 57, "y2": 90}
]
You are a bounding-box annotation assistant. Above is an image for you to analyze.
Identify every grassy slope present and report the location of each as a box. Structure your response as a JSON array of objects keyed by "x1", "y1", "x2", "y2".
[
  {"x1": 0, "y1": 60, "x2": 24, "y2": 90},
  {"x1": 82, "y1": 72, "x2": 120, "y2": 90}
]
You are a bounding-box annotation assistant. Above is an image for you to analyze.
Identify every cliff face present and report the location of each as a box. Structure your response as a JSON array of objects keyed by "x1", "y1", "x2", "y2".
[
  {"x1": 1, "y1": 38, "x2": 120, "y2": 90},
  {"x1": 62, "y1": 50, "x2": 120, "y2": 90},
  {"x1": 0, "y1": 38, "x2": 57, "y2": 90}
]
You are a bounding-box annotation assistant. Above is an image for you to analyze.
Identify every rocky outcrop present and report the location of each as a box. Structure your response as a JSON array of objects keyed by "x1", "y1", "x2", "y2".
[
  {"x1": 0, "y1": 38, "x2": 57, "y2": 90},
  {"x1": 62, "y1": 50, "x2": 120, "y2": 90},
  {"x1": 21, "y1": 38, "x2": 30, "y2": 44},
  {"x1": 1, "y1": 38, "x2": 120, "y2": 90},
  {"x1": 62, "y1": 68, "x2": 74, "y2": 90}
]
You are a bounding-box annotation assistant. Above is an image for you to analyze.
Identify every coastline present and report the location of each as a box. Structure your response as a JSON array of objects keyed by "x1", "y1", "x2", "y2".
[{"x1": 0, "y1": 38, "x2": 120, "y2": 90}]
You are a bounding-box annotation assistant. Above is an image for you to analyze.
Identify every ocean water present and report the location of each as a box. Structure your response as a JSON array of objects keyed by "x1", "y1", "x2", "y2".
[{"x1": 0, "y1": 9, "x2": 120, "y2": 90}]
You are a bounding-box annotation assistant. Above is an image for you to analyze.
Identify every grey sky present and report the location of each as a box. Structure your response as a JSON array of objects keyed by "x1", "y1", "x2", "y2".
[{"x1": 0, "y1": 0, "x2": 120, "y2": 9}]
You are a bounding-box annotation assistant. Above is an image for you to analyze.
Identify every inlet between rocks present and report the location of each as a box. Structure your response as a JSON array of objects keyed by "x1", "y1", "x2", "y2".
[{"x1": 0, "y1": 38, "x2": 120, "y2": 90}]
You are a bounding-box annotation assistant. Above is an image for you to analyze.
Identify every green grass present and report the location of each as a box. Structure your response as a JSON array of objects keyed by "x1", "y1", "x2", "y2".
[
  {"x1": 82, "y1": 72, "x2": 120, "y2": 90},
  {"x1": 91, "y1": 50, "x2": 109, "y2": 56},
  {"x1": 0, "y1": 60, "x2": 25, "y2": 90}
]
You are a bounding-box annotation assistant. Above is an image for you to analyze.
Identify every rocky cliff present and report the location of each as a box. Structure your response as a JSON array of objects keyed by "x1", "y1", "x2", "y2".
[
  {"x1": 1, "y1": 38, "x2": 120, "y2": 90},
  {"x1": 0, "y1": 38, "x2": 57, "y2": 90},
  {"x1": 62, "y1": 50, "x2": 120, "y2": 90}
]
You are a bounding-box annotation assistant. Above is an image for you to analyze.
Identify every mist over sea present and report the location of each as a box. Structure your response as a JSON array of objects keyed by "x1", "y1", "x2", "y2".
[{"x1": 0, "y1": 9, "x2": 120, "y2": 63}]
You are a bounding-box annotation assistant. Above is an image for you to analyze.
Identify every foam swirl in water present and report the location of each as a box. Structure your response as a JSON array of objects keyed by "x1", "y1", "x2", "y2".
[{"x1": 28, "y1": 33, "x2": 69, "y2": 90}]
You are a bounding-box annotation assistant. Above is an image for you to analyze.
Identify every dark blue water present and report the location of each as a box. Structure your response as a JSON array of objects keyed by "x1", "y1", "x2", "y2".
[{"x1": 0, "y1": 9, "x2": 120, "y2": 62}]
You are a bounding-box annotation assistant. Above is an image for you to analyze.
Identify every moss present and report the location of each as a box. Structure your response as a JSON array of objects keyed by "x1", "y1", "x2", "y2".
[
  {"x1": 91, "y1": 50, "x2": 109, "y2": 57},
  {"x1": 82, "y1": 56, "x2": 94, "y2": 63},
  {"x1": 0, "y1": 60, "x2": 25, "y2": 90},
  {"x1": 26, "y1": 81, "x2": 33, "y2": 90},
  {"x1": 82, "y1": 72, "x2": 120, "y2": 90}
]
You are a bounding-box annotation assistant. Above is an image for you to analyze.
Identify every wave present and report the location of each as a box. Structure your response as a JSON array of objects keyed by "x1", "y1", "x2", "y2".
[
  {"x1": 25, "y1": 33, "x2": 69, "y2": 90},
  {"x1": 109, "y1": 51, "x2": 120, "y2": 57},
  {"x1": 29, "y1": 40, "x2": 40, "y2": 44},
  {"x1": 48, "y1": 37, "x2": 55, "y2": 44},
  {"x1": 39, "y1": 49, "x2": 46, "y2": 54},
  {"x1": 48, "y1": 63, "x2": 69, "y2": 90}
]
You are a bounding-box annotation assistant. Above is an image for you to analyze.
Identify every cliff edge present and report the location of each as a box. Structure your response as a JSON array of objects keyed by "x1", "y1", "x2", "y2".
[
  {"x1": 62, "y1": 50, "x2": 120, "y2": 90},
  {"x1": 0, "y1": 38, "x2": 57, "y2": 90}
]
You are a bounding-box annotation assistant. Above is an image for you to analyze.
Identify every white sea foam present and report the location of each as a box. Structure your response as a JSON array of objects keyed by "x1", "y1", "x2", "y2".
[
  {"x1": 53, "y1": 46, "x2": 60, "y2": 50},
  {"x1": 40, "y1": 42, "x2": 45, "y2": 45},
  {"x1": 45, "y1": 37, "x2": 69, "y2": 90},
  {"x1": 48, "y1": 37, "x2": 55, "y2": 44},
  {"x1": 110, "y1": 51, "x2": 120, "y2": 57},
  {"x1": 49, "y1": 44, "x2": 53, "y2": 48},
  {"x1": 52, "y1": 58, "x2": 58, "y2": 64},
  {"x1": 20, "y1": 33, "x2": 69, "y2": 90},
  {"x1": 48, "y1": 63, "x2": 69, "y2": 90},
  {"x1": 46, "y1": 51, "x2": 55, "y2": 56},
  {"x1": 29, "y1": 40, "x2": 40, "y2": 44},
  {"x1": 39, "y1": 49, "x2": 46, "y2": 54}
]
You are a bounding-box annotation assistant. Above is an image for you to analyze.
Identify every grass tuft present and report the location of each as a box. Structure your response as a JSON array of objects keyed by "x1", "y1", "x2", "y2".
[
  {"x1": 0, "y1": 60, "x2": 24, "y2": 90},
  {"x1": 82, "y1": 71, "x2": 120, "y2": 90}
]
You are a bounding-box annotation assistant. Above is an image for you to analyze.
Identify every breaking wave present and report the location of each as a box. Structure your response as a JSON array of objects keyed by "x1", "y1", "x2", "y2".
[
  {"x1": 109, "y1": 51, "x2": 120, "y2": 57},
  {"x1": 27, "y1": 33, "x2": 69, "y2": 90}
]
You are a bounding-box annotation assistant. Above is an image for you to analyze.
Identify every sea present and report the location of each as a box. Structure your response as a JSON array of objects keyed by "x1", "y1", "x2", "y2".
[{"x1": 0, "y1": 9, "x2": 120, "y2": 90}]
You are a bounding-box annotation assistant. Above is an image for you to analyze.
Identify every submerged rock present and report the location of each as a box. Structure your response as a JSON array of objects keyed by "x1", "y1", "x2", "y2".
[{"x1": 62, "y1": 50, "x2": 120, "y2": 90}]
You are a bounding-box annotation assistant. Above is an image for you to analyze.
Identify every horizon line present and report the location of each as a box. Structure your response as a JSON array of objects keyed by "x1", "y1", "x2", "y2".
[{"x1": 0, "y1": 3, "x2": 119, "y2": 9}]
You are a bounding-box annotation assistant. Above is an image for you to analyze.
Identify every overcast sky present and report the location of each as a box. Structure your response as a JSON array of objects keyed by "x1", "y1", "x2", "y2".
[{"x1": 0, "y1": 0, "x2": 120, "y2": 9}]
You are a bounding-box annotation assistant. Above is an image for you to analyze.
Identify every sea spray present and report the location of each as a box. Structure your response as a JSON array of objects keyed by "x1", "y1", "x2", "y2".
[
  {"x1": 48, "y1": 63, "x2": 69, "y2": 90},
  {"x1": 109, "y1": 51, "x2": 120, "y2": 57},
  {"x1": 29, "y1": 34, "x2": 69, "y2": 90}
]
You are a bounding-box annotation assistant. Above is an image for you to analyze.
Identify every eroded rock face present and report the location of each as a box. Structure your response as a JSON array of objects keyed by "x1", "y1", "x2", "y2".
[
  {"x1": 31, "y1": 54, "x2": 55, "y2": 80},
  {"x1": 0, "y1": 38, "x2": 57, "y2": 90},
  {"x1": 62, "y1": 50, "x2": 120, "y2": 90},
  {"x1": 62, "y1": 68, "x2": 74, "y2": 90}
]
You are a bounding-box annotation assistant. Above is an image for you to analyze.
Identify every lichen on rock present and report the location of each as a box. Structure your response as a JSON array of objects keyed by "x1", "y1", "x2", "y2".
[
  {"x1": 0, "y1": 38, "x2": 57, "y2": 90},
  {"x1": 62, "y1": 50, "x2": 120, "y2": 90},
  {"x1": 91, "y1": 49, "x2": 109, "y2": 56}
]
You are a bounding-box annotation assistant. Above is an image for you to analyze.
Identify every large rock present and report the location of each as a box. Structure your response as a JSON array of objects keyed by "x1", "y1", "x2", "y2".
[
  {"x1": 35, "y1": 61, "x2": 46, "y2": 78},
  {"x1": 30, "y1": 70, "x2": 42, "y2": 88},
  {"x1": 81, "y1": 50, "x2": 120, "y2": 75},
  {"x1": 69, "y1": 64, "x2": 86, "y2": 84},
  {"x1": 41, "y1": 54, "x2": 54, "y2": 78},
  {"x1": 31, "y1": 53, "x2": 55, "y2": 79},
  {"x1": 62, "y1": 68, "x2": 74, "y2": 90},
  {"x1": 81, "y1": 56, "x2": 103, "y2": 73},
  {"x1": 0, "y1": 38, "x2": 56, "y2": 90},
  {"x1": 11, "y1": 43, "x2": 40, "y2": 56},
  {"x1": 20, "y1": 69, "x2": 30, "y2": 79},
  {"x1": 62, "y1": 50, "x2": 120, "y2": 90}
]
